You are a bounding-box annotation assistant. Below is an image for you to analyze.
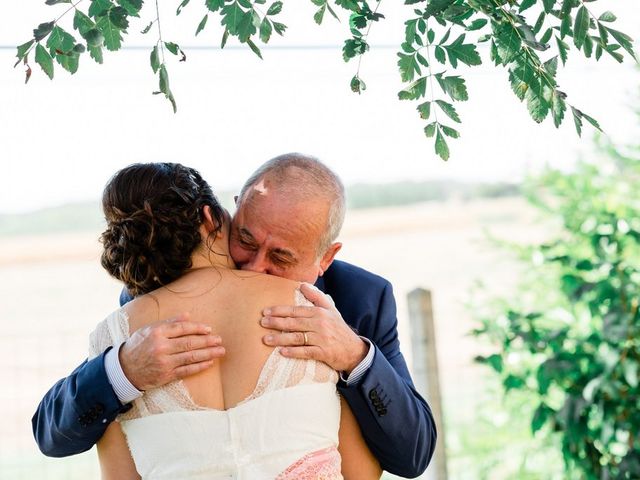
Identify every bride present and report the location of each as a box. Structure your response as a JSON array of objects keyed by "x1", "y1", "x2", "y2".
[{"x1": 89, "y1": 162, "x2": 381, "y2": 479}]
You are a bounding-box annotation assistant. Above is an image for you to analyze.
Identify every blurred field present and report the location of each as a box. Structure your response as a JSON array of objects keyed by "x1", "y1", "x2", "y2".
[{"x1": 0, "y1": 196, "x2": 549, "y2": 479}]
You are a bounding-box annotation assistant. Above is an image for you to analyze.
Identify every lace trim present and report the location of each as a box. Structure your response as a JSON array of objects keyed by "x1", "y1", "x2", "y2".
[
  {"x1": 88, "y1": 287, "x2": 338, "y2": 421},
  {"x1": 276, "y1": 446, "x2": 343, "y2": 480}
]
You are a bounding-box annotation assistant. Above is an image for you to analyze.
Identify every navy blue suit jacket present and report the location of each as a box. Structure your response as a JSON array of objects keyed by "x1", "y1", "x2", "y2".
[{"x1": 32, "y1": 260, "x2": 436, "y2": 477}]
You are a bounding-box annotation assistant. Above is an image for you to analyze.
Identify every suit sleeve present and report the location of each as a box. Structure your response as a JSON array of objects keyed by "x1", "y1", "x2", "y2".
[
  {"x1": 338, "y1": 283, "x2": 437, "y2": 478},
  {"x1": 31, "y1": 349, "x2": 130, "y2": 457}
]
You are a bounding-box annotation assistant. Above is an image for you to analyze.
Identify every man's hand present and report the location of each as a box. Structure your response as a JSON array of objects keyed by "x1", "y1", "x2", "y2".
[
  {"x1": 261, "y1": 283, "x2": 368, "y2": 373},
  {"x1": 119, "y1": 313, "x2": 225, "y2": 391}
]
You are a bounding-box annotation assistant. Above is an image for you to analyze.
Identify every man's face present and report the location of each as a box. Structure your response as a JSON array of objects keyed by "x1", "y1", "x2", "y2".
[{"x1": 229, "y1": 186, "x2": 339, "y2": 283}]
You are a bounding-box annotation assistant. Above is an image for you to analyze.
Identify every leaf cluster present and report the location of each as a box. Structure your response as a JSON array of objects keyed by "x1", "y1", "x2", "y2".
[
  {"x1": 395, "y1": 0, "x2": 635, "y2": 159},
  {"x1": 473, "y1": 146, "x2": 640, "y2": 478},
  {"x1": 17, "y1": 1, "x2": 636, "y2": 157}
]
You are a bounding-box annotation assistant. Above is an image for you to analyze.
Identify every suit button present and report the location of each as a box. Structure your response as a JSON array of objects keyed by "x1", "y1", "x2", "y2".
[
  {"x1": 96, "y1": 404, "x2": 105, "y2": 414},
  {"x1": 368, "y1": 389, "x2": 379, "y2": 400},
  {"x1": 379, "y1": 408, "x2": 387, "y2": 417}
]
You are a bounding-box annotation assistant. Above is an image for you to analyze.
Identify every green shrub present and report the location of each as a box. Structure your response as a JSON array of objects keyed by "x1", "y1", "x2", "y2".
[{"x1": 473, "y1": 140, "x2": 640, "y2": 479}]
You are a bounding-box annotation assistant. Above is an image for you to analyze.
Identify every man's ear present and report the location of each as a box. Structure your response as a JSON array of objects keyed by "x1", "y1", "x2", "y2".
[{"x1": 319, "y1": 242, "x2": 342, "y2": 276}]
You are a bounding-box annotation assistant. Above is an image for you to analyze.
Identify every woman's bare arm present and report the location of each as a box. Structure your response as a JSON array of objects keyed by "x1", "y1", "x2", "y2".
[
  {"x1": 339, "y1": 397, "x2": 382, "y2": 480},
  {"x1": 96, "y1": 422, "x2": 140, "y2": 480}
]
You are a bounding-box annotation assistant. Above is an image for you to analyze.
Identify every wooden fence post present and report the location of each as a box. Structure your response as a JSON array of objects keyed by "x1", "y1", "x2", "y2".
[{"x1": 408, "y1": 288, "x2": 448, "y2": 480}]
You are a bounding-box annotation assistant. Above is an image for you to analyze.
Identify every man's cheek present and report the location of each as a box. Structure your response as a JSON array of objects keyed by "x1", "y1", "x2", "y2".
[{"x1": 229, "y1": 244, "x2": 249, "y2": 266}]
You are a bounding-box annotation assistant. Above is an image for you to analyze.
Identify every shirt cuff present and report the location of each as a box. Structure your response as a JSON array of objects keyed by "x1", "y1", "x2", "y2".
[
  {"x1": 104, "y1": 343, "x2": 143, "y2": 405},
  {"x1": 340, "y1": 337, "x2": 374, "y2": 386}
]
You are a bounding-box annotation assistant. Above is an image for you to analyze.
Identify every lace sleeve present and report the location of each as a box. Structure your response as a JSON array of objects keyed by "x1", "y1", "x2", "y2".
[{"x1": 88, "y1": 309, "x2": 131, "y2": 359}]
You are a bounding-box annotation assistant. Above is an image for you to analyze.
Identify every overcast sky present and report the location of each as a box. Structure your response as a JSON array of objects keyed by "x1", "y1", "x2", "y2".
[{"x1": 0, "y1": 2, "x2": 638, "y2": 214}]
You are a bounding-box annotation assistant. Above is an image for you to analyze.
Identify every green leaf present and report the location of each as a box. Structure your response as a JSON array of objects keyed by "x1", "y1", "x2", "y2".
[
  {"x1": 466, "y1": 19, "x2": 487, "y2": 31},
  {"x1": 343, "y1": 38, "x2": 368, "y2": 62},
  {"x1": 272, "y1": 21, "x2": 286, "y2": 35},
  {"x1": 436, "y1": 75, "x2": 469, "y2": 102},
  {"x1": 424, "y1": 0, "x2": 455, "y2": 18},
  {"x1": 73, "y1": 10, "x2": 95, "y2": 35},
  {"x1": 533, "y1": 12, "x2": 545, "y2": 35},
  {"x1": 150, "y1": 45, "x2": 160, "y2": 73},
  {"x1": 83, "y1": 29, "x2": 104, "y2": 47},
  {"x1": 117, "y1": 0, "x2": 143, "y2": 17},
  {"x1": 88, "y1": 44, "x2": 103, "y2": 63},
  {"x1": 571, "y1": 106, "x2": 583, "y2": 137},
  {"x1": 205, "y1": 0, "x2": 224, "y2": 12},
  {"x1": 88, "y1": 0, "x2": 113, "y2": 18},
  {"x1": 96, "y1": 13, "x2": 124, "y2": 51},
  {"x1": 443, "y1": 34, "x2": 481, "y2": 68},
  {"x1": 441, "y1": 125, "x2": 459, "y2": 138},
  {"x1": 607, "y1": 27, "x2": 636, "y2": 58},
  {"x1": 560, "y1": 14, "x2": 572, "y2": 39},
  {"x1": 542, "y1": 0, "x2": 554, "y2": 13},
  {"x1": 176, "y1": 0, "x2": 191, "y2": 15},
  {"x1": 582, "y1": 112, "x2": 602, "y2": 131},
  {"x1": 159, "y1": 63, "x2": 170, "y2": 94},
  {"x1": 531, "y1": 403, "x2": 550, "y2": 433},
  {"x1": 56, "y1": 51, "x2": 80, "y2": 74},
  {"x1": 398, "y1": 77, "x2": 427, "y2": 101},
  {"x1": 424, "y1": 122, "x2": 436, "y2": 138},
  {"x1": 494, "y1": 23, "x2": 522, "y2": 64},
  {"x1": 314, "y1": 5, "x2": 326, "y2": 25},
  {"x1": 350, "y1": 75, "x2": 366, "y2": 94},
  {"x1": 196, "y1": 14, "x2": 208, "y2": 36},
  {"x1": 435, "y1": 126, "x2": 450, "y2": 161},
  {"x1": 573, "y1": 6, "x2": 589, "y2": 49},
  {"x1": 519, "y1": 0, "x2": 536, "y2": 13},
  {"x1": 551, "y1": 89, "x2": 566, "y2": 127},
  {"x1": 221, "y1": 2, "x2": 256, "y2": 42},
  {"x1": 35, "y1": 43, "x2": 54, "y2": 79},
  {"x1": 33, "y1": 21, "x2": 55, "y2": 42},
  {"x1": 16, "y1": 40, "x2": 34, "y2": 63},
  {"x1": 434, "y1": 45, "x2": 446, "y2": 64},
  {"x1": 46, "y1": 26, "x2": 76, "y2": 54},
  {"x1": 436, "y1": 100, "x2": 461, "y2": 123},
  {"x1": 556, "y1": 36, "x2": 569, "y2": 65},
  {"x1": 416, "y1": 101, "x2": 431, "y2": 120},
  {"x1": 598, "y1": 11, "x2": 616, "y2": 23},
  {"x1": 108, "y1": 6, "x2": 130, "y2": 30},
  {"x1": 246, "y1": 38, "x2": 263, "y2": 59},
  {"x1": 221, "y1": 29, "x2": 229, "y2": 48},
  {"x1": 45, "y1": 0, "x2": 72, "y2": 4},
  {"x1": 165, "y1": 42, "x2": 179, "y2": 55},
  {"x1": 267, "y1": 1, "x2": 283, "y2": 16},
  {"x1": 583, "y1": 34, "x2": 593, "y2": 58},
  {"x1": 540, "y1": 27, "x2": 553, "y2": 45},
  {"x1": 526, "y1": 86, "x2": 549, "y2": 123},
  {"x1": 397, "y1": 52, "x2": 420, "y2": 82},
  {"x1": 259, "y1": 18, "x2": 272, "y2": 42}
]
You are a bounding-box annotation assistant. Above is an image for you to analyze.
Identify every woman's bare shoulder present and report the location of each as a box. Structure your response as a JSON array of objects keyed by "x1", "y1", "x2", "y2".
[{"x1": 121, "y1": 294, "x2": 161, "y2": 333}]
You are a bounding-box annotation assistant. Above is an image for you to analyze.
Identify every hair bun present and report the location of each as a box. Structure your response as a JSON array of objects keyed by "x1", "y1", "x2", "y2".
[{"x1": 100, "y1": 163, "x2": 224, "y2": 296}]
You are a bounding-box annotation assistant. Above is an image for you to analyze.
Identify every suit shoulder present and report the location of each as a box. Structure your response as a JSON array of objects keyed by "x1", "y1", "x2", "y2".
[{"x1": 325, "y1": 260, "x2": 391, "y2": 291}]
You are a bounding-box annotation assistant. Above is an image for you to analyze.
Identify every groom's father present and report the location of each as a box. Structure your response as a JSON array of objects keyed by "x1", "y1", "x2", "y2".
[{"x1": 33, "y1": 154, "x2": 436, "y2": 478}]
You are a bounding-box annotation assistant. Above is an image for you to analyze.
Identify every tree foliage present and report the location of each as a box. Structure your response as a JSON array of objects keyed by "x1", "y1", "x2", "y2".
[
  {"x1": 473, "y1": 139, "x2": 640, "y2": 478},
  {"x1": 16, "y1": 0, "x2": 637, "y2": 159}
]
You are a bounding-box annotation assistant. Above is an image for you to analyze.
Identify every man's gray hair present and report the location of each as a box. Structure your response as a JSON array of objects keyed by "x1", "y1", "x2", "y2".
[{"x1": 238, "y1": 153, "x2": 346, "y2": 256}]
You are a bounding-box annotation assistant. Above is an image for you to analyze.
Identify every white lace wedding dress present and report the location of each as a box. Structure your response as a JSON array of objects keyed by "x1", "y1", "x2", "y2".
[{"x1": 88, "y1": 292, "x2": 342, "y2": 480}]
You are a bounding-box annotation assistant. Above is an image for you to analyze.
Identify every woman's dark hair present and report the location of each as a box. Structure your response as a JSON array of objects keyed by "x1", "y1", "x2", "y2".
[{"x1": 100, "y1": 162, "x2": 225, "y2": 296}]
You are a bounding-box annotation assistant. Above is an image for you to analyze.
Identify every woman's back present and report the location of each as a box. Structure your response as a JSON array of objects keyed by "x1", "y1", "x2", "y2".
[
  {"x1": 123, "y1": 267, "x2": 337, "y2": 411},
  {"x1": 90, "y1": 268, "x2": 342, "y2": 479}
]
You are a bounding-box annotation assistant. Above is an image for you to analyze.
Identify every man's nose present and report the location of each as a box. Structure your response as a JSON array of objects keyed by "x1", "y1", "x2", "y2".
[{"x1": 243, "y1": 251, "x2": 270, "y2": 274}]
